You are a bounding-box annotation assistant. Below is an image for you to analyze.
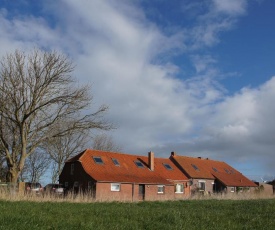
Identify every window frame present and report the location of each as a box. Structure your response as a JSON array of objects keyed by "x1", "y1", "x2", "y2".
[
  {"x1": 175, "y1": 183, "x2": 184, "y2": 194},
  {"x1": 198, "y1": 181, "x2": 206, "y2": 191},
  {"x1": 212, "y1": 167, "x2": 218, "y2": 172},
  {"x1": 93, "y1": 156, "x2": 104, "y2": 164},
  {"x1": 111, "y1": 183, "x2": 121, "y2": 192},
  {"x1": 157, "y1": 185, "x2": 165, "y2": 194},
  {"x1": 163, "y1": 163, "x2": 173, "y2": 170},
  {"x1": 191, "y1": 164, "x2": 199, "y2": 171},
  {"x1": 112, "y1": 158, "x2": 120, "y2": 166},
  {"x1": 134, "y1": 160, "x2": 144, "y2": 168}
]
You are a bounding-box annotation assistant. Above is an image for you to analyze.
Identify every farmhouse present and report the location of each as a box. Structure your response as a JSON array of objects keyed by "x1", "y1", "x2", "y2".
[
  {"x1": 170, "y1": 152, "x2": 257, "y2": 194},
  {"x1": 59, "y1": 149, "x2": 190, "y2": 201},
  {"x1": 59, "y1": 149, "x2": 257, "y2": 201}
]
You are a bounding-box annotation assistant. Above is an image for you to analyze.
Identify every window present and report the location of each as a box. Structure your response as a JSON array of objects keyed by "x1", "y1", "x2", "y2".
[
  {"x1": 191, "y1": 164, "x2": 199, "y2": 171},
  {"x1": 198, "y1": 181, "x2": 205, "y2": 191},
  {"x1": 111, "y1": 183, "x2": 120, "y2": 192},
  {"x1": 175, "y1": 184, "x2": 184, "y2": 193},
  {"x1": 134, "y1": 161, "x2": 144, "y2": 168},
  {"x1": 112, "y1": 158, "x2": 120, "y2": 166},
  {"x1": 224, "y1": 168, "x2": 230, "y2": 174},
  {"x1": 163, "y1": 163, "x2": 173, "y2": 170},
  {"x1": 64, "y1": 182, "x2": 68, "y2": 187},
  {"x1": 212, "y1": 167, "x2": 218, "y2": 172},
  {"x1": 237, "y1": 187, "x2": 243, "y2": 193},
  {"x1": 70, "y1": 163, "x2": 74, "y2": 175},
  {"x1": 230, "y1": 187, "x2": 235, "y2": 192},
  {"x1": 157, "y1": 185, "x2": 165, "y2": 194},
  {"x1": 93, "y1": 156, "x2": 104, "y2": 164},
  {"x1": 74, "y1": 181, "x2": 79, "y2": 187},
  {"x1": 88, "y1": 181, "x2": 92, "y2": 190}
]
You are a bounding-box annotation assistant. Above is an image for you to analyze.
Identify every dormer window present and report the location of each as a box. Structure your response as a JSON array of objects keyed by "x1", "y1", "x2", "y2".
[
  {"x1": 93, "y1": 156, "x2": 104, "y2": 164},
  {"x1": 163, "y1": 163, "x2": 173, "y2": 170},
  {"x1": 191, "y1": 164, "x2": 199, "y2": 171},
  {"x1": 134, "y1": 161, "x2": 144, "y2": 168},
  {"x1": 112, "y1": 158, "x2": 120, "y2": 166}
]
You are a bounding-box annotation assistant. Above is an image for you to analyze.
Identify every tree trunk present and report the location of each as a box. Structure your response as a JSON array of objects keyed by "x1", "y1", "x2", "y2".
[{"x1": 6, "y1": 167, "x2": 20, "y2": 184}]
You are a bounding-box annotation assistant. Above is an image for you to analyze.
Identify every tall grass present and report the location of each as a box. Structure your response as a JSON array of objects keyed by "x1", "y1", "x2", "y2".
[
  {"x1": 0, "y1": 187, "x2": 273, "y2": 203},
  {"x1": 0, "y1": 198, "x2": 275, "y2": 229}
]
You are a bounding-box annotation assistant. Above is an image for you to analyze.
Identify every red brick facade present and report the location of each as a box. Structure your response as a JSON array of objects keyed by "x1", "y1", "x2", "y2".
[{"x1": 59, "y1": 149, "x2": 257, "y2": 201}]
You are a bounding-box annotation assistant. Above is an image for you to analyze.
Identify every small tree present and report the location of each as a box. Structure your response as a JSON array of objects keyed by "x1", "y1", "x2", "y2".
[
  {"x1": 0, "y1": 49, "x2": 111, "y2": 183},
  {"x1": 92, "y1": 133, "x2": 122, "y2": 152},
  {"x1": 20, "y1": 148, "x2": 51, "y2": 183},
  {"x1": 44, "y1": 127, "x2": 89, "y2": 183}
]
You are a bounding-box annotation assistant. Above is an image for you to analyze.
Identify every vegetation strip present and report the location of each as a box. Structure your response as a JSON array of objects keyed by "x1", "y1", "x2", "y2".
[{"x1": 0, "y1": 199, "x2": 275, "y2": 229}]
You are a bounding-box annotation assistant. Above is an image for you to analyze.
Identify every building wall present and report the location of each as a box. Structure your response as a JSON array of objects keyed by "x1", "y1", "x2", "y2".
[
  {"x1": 254, "y1": 183, "x2": 274, "y2": 195},
  {"x1": 94, "y1": 183, "x2": 190, "y2": 202},
  {"x1": 60, "y1": 162, "x2": 191, "y2": 201},
  {"x1": 191, "y1": 178, "x2": 214, "y2": 195},
  {"x1": 59, "y1": 162, "x2": 94, "y2": 192}
]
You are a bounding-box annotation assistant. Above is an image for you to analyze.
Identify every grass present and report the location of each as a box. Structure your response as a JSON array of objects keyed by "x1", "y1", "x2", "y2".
[{"x1": 0, "y1": 198, "x2": 275, "y2": 229}]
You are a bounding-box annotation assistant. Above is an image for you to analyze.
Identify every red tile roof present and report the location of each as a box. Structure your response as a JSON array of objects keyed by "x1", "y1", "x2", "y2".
[
  {"x1": 69, "y1": 149, "x2": 189, "y2": 184},
  {"x1": 171, "y1": 154, "x2": 257, "y2": 187}
]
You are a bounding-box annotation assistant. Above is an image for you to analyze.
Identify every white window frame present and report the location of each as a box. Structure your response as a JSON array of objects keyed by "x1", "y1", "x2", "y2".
[
  {"x1": 230, "y1": 187, "x2": 235, "y2": 192},
  {"x1": 70, "y1": 163, "x2": 74, "y2": 175},
  {"x1": 111, "y1": 183, "x2": 120, "y2": 192},
  {"x1": 198, "y1": 180, "x2": 206, "y2": 191},
  {"x1": 175, "y1": 184, "x2": 184, "y2": 193},
  {"x1": 157, "y1": 185, "x2": 165, "y2": 194}
]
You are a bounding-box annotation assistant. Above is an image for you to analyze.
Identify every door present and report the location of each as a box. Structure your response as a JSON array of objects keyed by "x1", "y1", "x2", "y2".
[{"x1": 138, "y1": 184, "x2": 145, "y2": 200}]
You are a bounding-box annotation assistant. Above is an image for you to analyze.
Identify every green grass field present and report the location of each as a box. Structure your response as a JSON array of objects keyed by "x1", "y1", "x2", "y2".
[{"x1": 0, "y1": 199, "x2": 274, "y2": 229}]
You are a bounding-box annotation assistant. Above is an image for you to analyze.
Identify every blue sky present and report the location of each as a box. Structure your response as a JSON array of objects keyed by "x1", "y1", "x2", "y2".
[{"x1": 1, "y1": 0, "x2": 275, "y2": 182}]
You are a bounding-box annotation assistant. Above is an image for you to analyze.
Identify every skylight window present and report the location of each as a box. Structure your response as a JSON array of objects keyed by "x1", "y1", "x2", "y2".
[
  {"x1": 212, "y1": 167, "x2": 218, "y2": 172},
  {"x1": 191, "y1": 164, "x2": 199, "y2": 171},
  {"x1": 93, "y1": 156, "x2": 104, "y2": 164},
  {"x1": 112, "y1": 158, "x2": 120, "y2": 166},
  {"x1": 224, "y1": 168, "x2": 230, "y2": 174},
  {"x1": 134, "y1": 161, "x2": 144, "y2": 168},
  {"x1": 163, "y1": 163, "x2": 173, "y2": 170}
]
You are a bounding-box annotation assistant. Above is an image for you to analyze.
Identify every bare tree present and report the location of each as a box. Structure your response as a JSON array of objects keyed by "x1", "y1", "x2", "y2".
[
  {"x1": 20, "y1": 148, "x2": 51, "y2": 183},
  {"x1": 92, "y1": 133, "x2": 122, "y2": 152},
  {"x1": 0, "y1": 49, "x2": 111, "y2": 183},
  {"x1": 0, "y1": 155, "x2": 7, "y2": 182},
  {"x1": 44, "y1": 127, "x2": 89, "y2": 184}
]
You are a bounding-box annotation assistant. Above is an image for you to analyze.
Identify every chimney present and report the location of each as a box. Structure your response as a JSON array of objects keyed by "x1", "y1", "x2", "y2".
[
  {"x1": 171, "y1": 151, "x2": 176, "y2": 157},
  {"x1": 148, "y1": 151, "x2": 154, "y2": 171}
]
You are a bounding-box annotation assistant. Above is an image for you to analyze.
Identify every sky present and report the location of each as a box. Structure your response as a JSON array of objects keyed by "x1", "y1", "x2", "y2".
[{"x1": 0, "y1": 0, "x2": 275, "y2": 182}]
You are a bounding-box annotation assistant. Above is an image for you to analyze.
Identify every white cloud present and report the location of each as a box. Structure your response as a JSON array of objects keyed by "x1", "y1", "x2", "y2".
[
  {"x1": 0, "y1": 0, "x2": 274, "y2": 179},
  {"x1": 212, "y1": 0, "x2": 247, "y2": 16}
]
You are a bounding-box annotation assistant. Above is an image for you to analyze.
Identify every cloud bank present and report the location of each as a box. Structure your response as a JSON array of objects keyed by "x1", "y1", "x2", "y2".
[{"x1": 0, "y1": 0, "x2": 274, "y2": 180}]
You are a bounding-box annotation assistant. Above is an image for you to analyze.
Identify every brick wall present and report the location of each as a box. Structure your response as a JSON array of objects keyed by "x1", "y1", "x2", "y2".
[
  {"x1": 60, "y1": 162, "x2": 191, "y2": 201},
  {"x1": 191, "y1": 179, "x2": 214, "y2": 195},
  {"x1": 95, "y1": 183, "x2": 191, "y2": 202}
]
